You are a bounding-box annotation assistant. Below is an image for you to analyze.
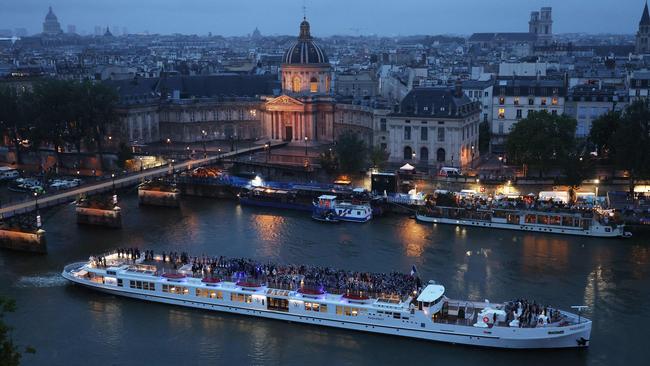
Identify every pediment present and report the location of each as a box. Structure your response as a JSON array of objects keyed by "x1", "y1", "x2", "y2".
[{"x1": 266, "y1": 95, "x2": 304, "y2": 107}]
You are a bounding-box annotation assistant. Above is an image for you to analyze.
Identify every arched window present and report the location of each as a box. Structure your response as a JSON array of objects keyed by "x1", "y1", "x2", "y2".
[
  {"x1": 310, "y1": 77, "x2": 318, "y2": 93},
  {"x1": 404, "y1": 146, "x2": 413, "y2": 160},
  {"x1": 292, "y1": 76, "x2": 301, "y2": 93},
  {"x1": 437, "y1": 148, "x2": 446, "y2": 162},
  {"x1": 420, "y1": 147, "x2": 429, "y2": 162}
]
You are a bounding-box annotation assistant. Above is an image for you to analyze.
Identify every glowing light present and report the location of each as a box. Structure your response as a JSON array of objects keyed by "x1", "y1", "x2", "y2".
[{"x1": 251, "y1": 176, "x2": 263, "y2": 187}]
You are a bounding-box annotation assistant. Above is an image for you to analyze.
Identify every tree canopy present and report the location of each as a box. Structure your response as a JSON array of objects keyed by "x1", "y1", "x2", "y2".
[
  {"x1": 334, "y1": 131, "x2": 367, "y2": 174},
  {"x1": 505, "y1": 111, "x2": 577, "y2": 176}
]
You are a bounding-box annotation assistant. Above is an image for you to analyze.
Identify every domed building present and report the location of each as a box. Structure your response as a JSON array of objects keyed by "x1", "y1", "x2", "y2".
[
  {"x1": 261, "y1": 17, "x2": 338, "y2": 144},
  {"x1": 42, "y1": 6, "x2": 63, "y2": 35}
]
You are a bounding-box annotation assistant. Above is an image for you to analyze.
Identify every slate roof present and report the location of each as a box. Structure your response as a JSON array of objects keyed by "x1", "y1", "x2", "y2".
[{"x1": 392, "y1": 87, "x2": 479, "y2": 118}]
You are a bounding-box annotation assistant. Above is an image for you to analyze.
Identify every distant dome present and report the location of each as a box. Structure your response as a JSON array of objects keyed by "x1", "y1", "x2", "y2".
[
  {"x1": 45, "y1": 7, "x2": 58, "y2": 21},
  {"x1": 283, "y1": 18, "x2": 328, "y2": 65}
]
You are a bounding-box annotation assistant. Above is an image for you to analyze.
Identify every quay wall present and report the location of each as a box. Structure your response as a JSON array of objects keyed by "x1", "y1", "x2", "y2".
[{"x1": 0, "y1": 229, "x2": 46, "y2": 253}]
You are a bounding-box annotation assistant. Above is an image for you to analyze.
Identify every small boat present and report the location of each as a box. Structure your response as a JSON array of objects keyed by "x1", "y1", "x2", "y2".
[
  {"x1": 311, "y1": 209, "x2": 340, "y2": 223},
  {"x1": 313, "y1": 195, "x2": 372, "y2": 223}
]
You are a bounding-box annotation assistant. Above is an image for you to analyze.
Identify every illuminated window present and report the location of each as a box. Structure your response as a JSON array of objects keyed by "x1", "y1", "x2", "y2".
[
  {"x1": 292, "y1": 76, "x2": 301, "y2": 93},
  {"x1": 499, "y1": 97, "x2": 505, "y2": 105},
  {"x1": 541, "y1": 98, "x2": 547, "y2": 106},
  {"x1": 498, "y1": 108, "x2": 505, "y2": 119},
  {"x1": 551, "y1": 97, "x2": 558, "y2": 106},
  {"x1": 310, "y1": 77, "x2": 318, "y2": 93},
  {"x1": 514, "y1": 97, "x2": 520, "y2": 105}
]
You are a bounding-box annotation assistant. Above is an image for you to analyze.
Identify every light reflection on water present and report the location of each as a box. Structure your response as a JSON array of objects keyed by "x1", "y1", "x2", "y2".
[{"x1": 1, "y1": 194, "x2": 649, "y2": 365}]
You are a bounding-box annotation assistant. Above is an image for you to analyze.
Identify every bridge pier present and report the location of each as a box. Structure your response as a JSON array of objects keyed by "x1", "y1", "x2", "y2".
[
  {"x1": 76, "y1": 194, "x2": 122, "y2": 228},
  {"x1": 0, "y1": 214, "x2": 46, "y2": 253},
  {"x1": 138, "y1": 180, "x2": 180, "y2": 207}
]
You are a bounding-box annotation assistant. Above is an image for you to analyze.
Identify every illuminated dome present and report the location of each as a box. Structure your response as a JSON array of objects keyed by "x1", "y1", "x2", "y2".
[{"x1": 283, "y1": 18, "x2": 328, "y2": 65}]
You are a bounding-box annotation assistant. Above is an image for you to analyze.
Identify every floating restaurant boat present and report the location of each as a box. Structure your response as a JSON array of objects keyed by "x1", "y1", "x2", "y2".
[
  {"x1": 313, "y1": 195, "x2": 372, "y2": 223},
  {"x1": 63, "y1": 251, "x2": 591, "y2": 349},
  {"x1": 416, "y1": 206, "x2": 629, "y2": 238}
]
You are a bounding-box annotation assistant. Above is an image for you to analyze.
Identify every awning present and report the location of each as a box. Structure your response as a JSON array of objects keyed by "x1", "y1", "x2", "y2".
[{"x1": 399, "y1": 163, "x2": 415, "y2": 171}]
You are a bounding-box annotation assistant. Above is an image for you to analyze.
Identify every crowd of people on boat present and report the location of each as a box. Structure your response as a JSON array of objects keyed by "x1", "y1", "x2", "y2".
[
  {"x1": 504, "y1": 298, "x2": 562, "y2": 328},
  {"x1": 149, "y1": 252, "x2": 420, "y2": 299},
  {"x1": 424, "y1": 192, "x2": 602, "y2": 218}
]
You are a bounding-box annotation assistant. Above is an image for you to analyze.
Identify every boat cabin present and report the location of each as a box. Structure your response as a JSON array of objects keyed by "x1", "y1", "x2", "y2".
[{"x1": 416, "y1": 284, "x2": 445, "y2": 315}]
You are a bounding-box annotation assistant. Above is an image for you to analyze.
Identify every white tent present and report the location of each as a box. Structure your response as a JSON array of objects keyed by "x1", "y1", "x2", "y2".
[{"x1": 399, "y1": 163, "x2": 415, "y2": 171}]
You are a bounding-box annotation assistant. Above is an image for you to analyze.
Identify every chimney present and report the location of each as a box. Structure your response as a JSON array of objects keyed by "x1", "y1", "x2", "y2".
[{"x1": 454, "y1": 80, "x2": 463, "y2": 98}]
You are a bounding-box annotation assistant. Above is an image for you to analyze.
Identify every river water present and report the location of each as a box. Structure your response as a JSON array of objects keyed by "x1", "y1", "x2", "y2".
[{"x1": 1, "y1": 193, "x2": 648, "y2": 366}]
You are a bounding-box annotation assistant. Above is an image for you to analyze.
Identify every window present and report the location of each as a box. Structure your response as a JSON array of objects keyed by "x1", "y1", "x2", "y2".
[
  {"x1": 514, "y1": 97, "x2": 520, "y2": 105},
  {"x1": 310, "y1": 77, "x2": 318, "y2": 93},
  {"x1": 380, "y1": 118, "x2": 387, "y2": 132},
  {"x1": 420, "y1": 147, "x2": 429, "y2": 162},
  {"x1": 528, "y1": 98, "x2": 534, "y2": 106},
  {"x1": 498, "y1": 123, "x2": 504, "y2": 134},
  {"x1": 516, "y1": 109, "x2": 522, "y2": 119},
  {"x1": 436, "y1": 148, "x2": 446, "y2": 162},
  {"x1": 498, "y1": 108, "x2": 505, "y2": 119},
  {"x1": 267, "y1": 297, "x2": 289, "y2": 312},
  {"x1": 499, "y1": 97, "x2": 505, "y2": 105},
  {"x1": 404, "y1": 126, "x2": 411, "y2": 140},
  {"x1": 231, "y1": 293, "x2": 252, "y2": 303},
  {"x1": 541, "y1": 98, "x2": 547, "y2": 106},
  {"x1": 404, "y1": 146, "x2": 413, "y2": 160},
  {"x1": 437, "y1": 127, "x2": 445, "y2": 142},
  {"x1": 551, "y1": 97, "x2": 558, "y2": 106},
  {"x1": 292, "y1": 76, "x2": 301, "y2": 93},
  {"x1": 305, "y1": 302, "x2": 324, "y2": 312},
  {"x1": 420, "y1": 126, "x2": 428, "y2": 141},
  {"x1": 162, "y1": 284, "x2": 188, "y2": 295},
  {"x1": 117, "y1": 279, "x2": 123, "y2": 287},
  {"x1": 196, "y1": 289, "x2": 223, "y2": 299}
]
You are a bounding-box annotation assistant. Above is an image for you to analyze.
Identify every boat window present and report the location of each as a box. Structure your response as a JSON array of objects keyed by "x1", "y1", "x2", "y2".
[
  {"x1": 320, "y1": 304, "x2": 328, "y2": 313},
  {"x1": 562, "y1": 216, "x2": 573, "y2": 227},
  {"x1": 197, "y1": 289, "x2": 223, "y2": 299},
  {"x1": 231, "y1": 293, "x2": 252, "y2": 303},
  {"x1": 525, "y1": 214, "x2": 536, "y2": 224},
  {"x1": 305, "y1": 302, "x2": 321, "y2": 311},
  {"x1": 162, "y1": 284, "x2": 189, "y2": 295},
  {"x1": 393, "y1": 313, "x2": 401, "y2": 319},
  {"x1": 117, "y1": 279, "x2": 123, "y2": 287},
  {"x1": 267, "y1": 297, "x2": 289, "y2": 311}
]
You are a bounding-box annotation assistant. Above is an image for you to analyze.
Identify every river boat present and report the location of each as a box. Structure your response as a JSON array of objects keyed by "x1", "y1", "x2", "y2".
[
  {"x1": 416, "y1": 206, "x2": 630, "y2": 238},
  {"x1": 239, "y1": 187, "x2": 312, "y2": 211},
  {"x1": 313, "y1": 195, "x2": 372, "y2": 223},
  {"x1": 62, "y1": 252, "x2": 592, "y2": 349}
]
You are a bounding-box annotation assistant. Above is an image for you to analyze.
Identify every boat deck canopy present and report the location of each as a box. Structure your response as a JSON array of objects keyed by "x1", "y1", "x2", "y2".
[{"x1": 417, "y1": 284, "x2": 445, "y2": 303}]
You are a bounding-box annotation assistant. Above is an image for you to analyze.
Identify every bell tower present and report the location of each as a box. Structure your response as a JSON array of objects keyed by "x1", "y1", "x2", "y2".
[{"x1": 637, "y1": 1, "x2": 650, "y2": 54}]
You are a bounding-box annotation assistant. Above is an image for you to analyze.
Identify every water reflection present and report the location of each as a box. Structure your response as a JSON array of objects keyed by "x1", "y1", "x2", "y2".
[
  {"x1": 250, "y1": 213, "x2": 287, "y2": 258},
  {"x1": 397, "y1": 219, "x2": 429, "y2": 257},
  {"x1": 520, "y1": 236, "x2": 570, "y2": 275},
  {"x1": 87, "y1": 299, "x2": 124, "y2": 346}
]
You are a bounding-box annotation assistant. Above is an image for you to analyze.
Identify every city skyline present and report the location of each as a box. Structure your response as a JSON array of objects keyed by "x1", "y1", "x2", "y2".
[{"x1": 0, "y1": 0, "x2": 646, "y2": 36}]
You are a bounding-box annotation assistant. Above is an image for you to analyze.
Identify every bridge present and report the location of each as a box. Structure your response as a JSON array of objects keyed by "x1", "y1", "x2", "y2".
[{"x1": 0, "y1": 142, "x2": 286, "y2": 219}]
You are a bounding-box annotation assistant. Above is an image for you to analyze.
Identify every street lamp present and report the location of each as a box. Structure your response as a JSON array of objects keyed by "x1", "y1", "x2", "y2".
[
  {"x1": 33, "y1": 191, "x2": 41, "y2": 229},
  {"x1": 201, "y1": 130, "x2": 207, "y2": 158},
  {"x1": 304, "y1": 136, "x2": 309, "y2": 158},
  {"x1": 594, "y1": 179, "x2": 600, "y2": 198}
]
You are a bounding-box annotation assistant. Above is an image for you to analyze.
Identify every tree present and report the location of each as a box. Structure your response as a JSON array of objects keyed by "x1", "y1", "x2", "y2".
[
  {"x1": 478, "y1": 120, "x2": 490, "y2": 154},
  {"x1": 589, "y1": 111, "x2": 620, "y2": 158},
  {"x1": 562, "y1": 154, "x2": 593, "y2": 203},
  {"x1": 318, "y1": 148, "x2": 338, "y2": 174},
  {"x1": 505, "y1": 111, "x2": 577, "y2": 177},
  {"x1": 368, "y1": 145, "x2": 390, "y2": 170},
  {"x1": 116, "y1": 142, "x2": 133, "y2": 169},
  {"x1": 611, "y1": 100, "x2": 650, "y2": 194},
  {"x1": 334, "y1": 131, "x2": 367, "y2": 174},
  {"x1": 32, "y1": 80, "x2": 77, "y2": 169},
  {"x1": 81, "y1": 82, "x2": 119, "y2": 171},
  {"x1": 1, "y1": 296, "x2": 35, "y2": 365},
  {"x1": 0, "y1": 87, "x2": 30, "y2": 165}
]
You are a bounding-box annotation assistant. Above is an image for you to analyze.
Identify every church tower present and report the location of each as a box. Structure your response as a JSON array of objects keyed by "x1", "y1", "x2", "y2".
[
  {"x1": 529, "y1": 7, "x2": 553, "y2": 45},
  {"x1": 637, "y1": 1, "x2": 650, "y2": 54}
]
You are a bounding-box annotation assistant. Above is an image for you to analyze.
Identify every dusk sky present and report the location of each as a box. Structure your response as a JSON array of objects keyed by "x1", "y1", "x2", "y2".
[{"x1": 0, "y1": 0, "x2": 646, "y2": 36}]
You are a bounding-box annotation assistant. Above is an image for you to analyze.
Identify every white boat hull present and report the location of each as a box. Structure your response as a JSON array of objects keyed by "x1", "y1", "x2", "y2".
[
  {"x1": 416, "y1": 214, "x2": 625, "y2": 238},
  {"x1": 63, "y1": 269, "x2": 591, "y2": 349}
]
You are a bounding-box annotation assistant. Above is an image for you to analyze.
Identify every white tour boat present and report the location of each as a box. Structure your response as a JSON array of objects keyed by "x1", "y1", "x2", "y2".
[
  {"x1": 63, "y1": 251, "x2": 591, "y2": 349},
  {"x1": 312, "y1": 195, "x2": 372, "y2": 223},
  {"x1": 416, "y1": 206, "x2": 630, "y2": 238}
]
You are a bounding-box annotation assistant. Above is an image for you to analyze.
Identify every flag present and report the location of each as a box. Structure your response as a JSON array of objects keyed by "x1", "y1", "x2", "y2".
[{"x1": 411, "y1": 264, "x2": 417, "y2": 276}]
